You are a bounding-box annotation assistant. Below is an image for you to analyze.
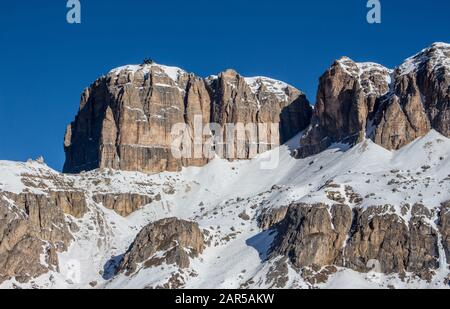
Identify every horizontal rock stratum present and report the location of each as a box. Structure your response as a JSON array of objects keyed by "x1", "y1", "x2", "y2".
[{"x1": 63, "y1": 64, "x2": 312, "y2": 174}]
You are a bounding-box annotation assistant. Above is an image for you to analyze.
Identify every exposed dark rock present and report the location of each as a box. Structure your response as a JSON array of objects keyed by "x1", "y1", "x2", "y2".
[
  {"x1": 302, "y1": 265, "x2": 338, "y2": 286},
  {"x1": 345, "y1": 205, "x2": 439, "y2": 278},
  {"x1": 49, "y1": 191, "x2": 88, "y2": 218}
]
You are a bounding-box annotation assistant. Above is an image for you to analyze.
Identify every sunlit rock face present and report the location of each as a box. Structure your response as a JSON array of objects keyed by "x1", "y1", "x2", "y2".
[
  {"x1": 63, "y1": 64, "x2": 312, "y2": 174},
  {"x1": 298, "y1": 43, "x2": 450, "y2": 157}
]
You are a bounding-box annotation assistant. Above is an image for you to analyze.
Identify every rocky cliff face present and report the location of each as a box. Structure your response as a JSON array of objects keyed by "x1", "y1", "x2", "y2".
[
  {"x1": 298, "y1": 58, "x2": 392, "y2": 157},
  {"x1": 2, "y1": 44, "x2": 450, "y2": 289},
  {"x1": 64, "y1": 64, "x2": 211, "y2": 174},
  {"x1": 271, "y1": 203, "x2": 352, "y2": 268},
  {"x1": 0, "y1": 191, "x2": 78, "y2": 284},
  {"x1": 271, "y1": 203, "x2": 442, "y2": 280},
  {"x1": 93, "y1": 193, "x2": 152, "y2": 217},
  {"x1": 208, "y1": 70, "x2": 312, "y2": 157},
  {"x1": 64, "y1": 64, "x2": 312, "y2": 174},
  {"x1": 298, "y1": 42, "x2": 450, "y2": 157},
  {"x1": 117, "y1": 218, "x2": 204, "y2": 275},
  {"x1": 373, "y1": 43, "x2": 450, "y2": 150},
  {"x1": 440, "y1": 201, "x2": 450, "y2": 264}
]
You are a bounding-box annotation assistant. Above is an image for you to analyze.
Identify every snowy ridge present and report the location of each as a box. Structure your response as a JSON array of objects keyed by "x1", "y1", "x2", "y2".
[
  {"x1": 0, "y1": 160, "x2": 63, "y2": 194},
  {"x1": 398, "y1": 42, "x2": 450, "y2": 76},
  {"x1": 206, "y1": 73, "x2": 297, "y2": 101},
  {"x1": 108, "y1": 65, "x2": 299, "y2": 102},
  {"x1": 109, "y1": 63, "x2": 186, "y2": 83},
  {"x1": 337, "y1": 57, "x2": 393, "y2": 96},
  {"x1": 244, "y1": 76, "x2": 295, "y2": 101}
]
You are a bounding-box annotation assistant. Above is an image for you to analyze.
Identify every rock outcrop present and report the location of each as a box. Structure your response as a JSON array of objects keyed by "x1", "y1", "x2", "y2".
[
  {"x1": 272, "y1": 203, "x2": 352, "y2": 267},
  {"x1": 271, "y1": 203, "x2": 441, "y2": 279},
  {"x1": 208, "y1": 71, "x2": 312, "y2": 158},
  {"x1": 344, "y1": 204, "x2": 439, "y2": 278},
  {"x1": 93, "y1": 193, "x2": 152, "y2": 217},
  {"x1": 117, "y1": 218, "x2": 204, "y2": 275},
  {"x1": 257, "y1": 206, "x2": 289, "y2": 230},
  {"x1": 373, "y1": 43, "x2": 450, "y2": 150},
  {"x1": 49, "y1": 191, "x2": 88, "y2": 218},
  {"x1": 298, "y1": 42, "x2": 450, "y2": 157},
  {"x1": 64, "y1": 64, "x2": 312, "y2": 174},
  {"x1": 64, "y1": 64, "x2": 210, "y2": 174},
  {"x1": 439, "y1": 201, "x2": 450, "y2": 264},
  {"x1": 297, "y1": 58, "x2": 392, "y2": 157},
  {"x1": 0, "y1": 192, "x2": 75, "y2": 284}
]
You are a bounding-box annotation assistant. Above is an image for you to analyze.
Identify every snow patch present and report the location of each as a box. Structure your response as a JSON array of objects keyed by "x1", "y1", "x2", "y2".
[
  {"x1": 398, "y1": 42, "x2": 450, "y2": 77},
  {"x1": 109, "y1": 63, "x2": 186, "y2": 83}
]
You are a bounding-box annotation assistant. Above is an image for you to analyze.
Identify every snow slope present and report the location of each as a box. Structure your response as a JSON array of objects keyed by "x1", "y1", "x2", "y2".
[{"x1": 0, "y1": 130, "x2": 449, "y2": 289}]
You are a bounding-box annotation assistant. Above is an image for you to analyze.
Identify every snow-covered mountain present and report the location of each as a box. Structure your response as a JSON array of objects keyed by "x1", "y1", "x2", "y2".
[
  {"x1": 1, "y1": 130, "x2": 449, "y2": 289},
  {"x1": 63, "y1": 64, "x2": 312, "y2": 174},
  {"x1": 299, "y1": 42, "x2": 450, "y2": 158},
  {"x1": 1, "y1": 43, "x2": 450, "y2": 289}
]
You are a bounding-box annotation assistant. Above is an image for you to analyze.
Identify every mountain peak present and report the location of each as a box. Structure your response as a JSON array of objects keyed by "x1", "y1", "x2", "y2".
[
  {"x1": 398, "y1": 42, "x2": 450, "y2": 76},
  {"x1": 244, "y1": 76, "x2": 296, "y2": 98},
  {"x1": 430, "y1": 42, "x2": 450, "y2": 49},
  {"x1": 334, "y1": 56, "x2": 392, "y2": 97}
]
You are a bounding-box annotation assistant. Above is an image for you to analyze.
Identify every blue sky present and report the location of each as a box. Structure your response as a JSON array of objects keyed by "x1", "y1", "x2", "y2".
[{"x1": 0, "y1": 0, "x2": 449, "y2": 171}]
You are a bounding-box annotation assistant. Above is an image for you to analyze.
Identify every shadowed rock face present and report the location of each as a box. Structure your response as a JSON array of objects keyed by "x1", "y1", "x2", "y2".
[
  {"x1": 208, "y1": 70, "x2": 312, "y2": 155},
  {"x1": 298, "y1": 43, "x2": 450, "y2": 157},
  {"x1": 63, "y1": 64, "x2": 312, "y2": 174},
  {"x1": 271, "y1": 203, "x2": 441, "y2": 279},
  {"x1": 117, "y1": 218, "x2": 204, "y2": 275}
]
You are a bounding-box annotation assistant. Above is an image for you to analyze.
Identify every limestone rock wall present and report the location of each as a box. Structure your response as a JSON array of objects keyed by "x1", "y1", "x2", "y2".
[
  {"x1": 64, "y1": 64, "x2": 312, "y2": 174},
  {"x1": 298, "y1": 43, "x2": 450, "y2": 157},
  {"x1": 0, "y1": 192, "x2": 77, "y2": 284},
  {"x1": 271, "y1": 203, "x2": 443, "y2": 279}
]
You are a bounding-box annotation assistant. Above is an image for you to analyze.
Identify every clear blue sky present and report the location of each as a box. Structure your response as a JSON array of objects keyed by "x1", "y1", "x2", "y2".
[{"x1": 1, "y1": 0, "x2": 449, "y2": 171}]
